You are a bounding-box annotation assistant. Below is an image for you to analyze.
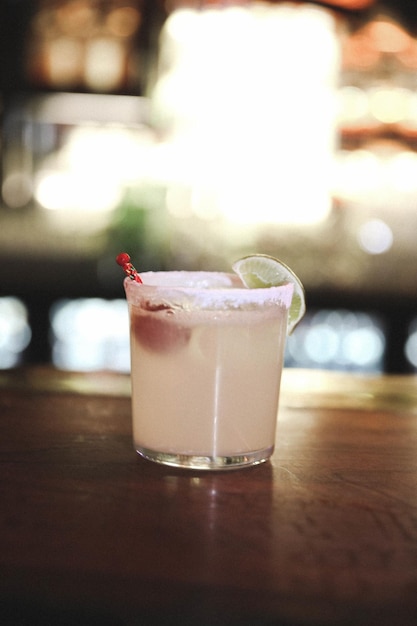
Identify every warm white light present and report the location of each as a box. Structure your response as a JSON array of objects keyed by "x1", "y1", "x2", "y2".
[
  {"x1": 84, "y1": 38, "x2": 124, "y2": 91},
  {"x1": 337, "y1": 86, "x2": 369, "y2": 124},
  {"x1": 47, "y1": 37, "x2": 83, "y2": 86},
  {"x1": 388, "y1": 152, "x2": 417, "y2": 192},
  {"x1": 35, "y1": 170, "x2": 121, "y2": 212},
  {"x1": 369, "y1": 88, "x2": 409, "y2": 124},
  {"x1": 152, "y1": 3, "x2": 339, "y2": 226},
  {"x1": 63, "y1": 127, "x2": 147, "y2": 181},
  {"x1": 35, "y1": 126, "x2": 153, "y2": 212},
  {"x1": 333, "y1": 150, "x2": 381, "y2": 198}
]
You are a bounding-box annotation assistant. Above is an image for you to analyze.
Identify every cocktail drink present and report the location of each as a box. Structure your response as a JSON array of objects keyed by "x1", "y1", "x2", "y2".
[{"x1": 124, "y1": 269, "x2": 295, "y2": 470}]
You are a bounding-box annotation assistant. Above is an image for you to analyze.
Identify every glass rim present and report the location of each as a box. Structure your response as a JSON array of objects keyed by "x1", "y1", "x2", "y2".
[{"x1": 124, "y1": 271, "x2": 294, "y2": 310}]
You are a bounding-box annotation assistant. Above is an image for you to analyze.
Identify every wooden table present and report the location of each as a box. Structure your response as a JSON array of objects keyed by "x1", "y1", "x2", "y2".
[{"x1": 1, "y1": 367, "x2": 417, "y2": 625}]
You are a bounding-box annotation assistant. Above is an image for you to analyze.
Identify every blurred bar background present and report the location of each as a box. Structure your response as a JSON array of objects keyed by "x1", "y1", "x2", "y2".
[{"x1": 1, "y1": 0, "x2": 417, "y2": 374}]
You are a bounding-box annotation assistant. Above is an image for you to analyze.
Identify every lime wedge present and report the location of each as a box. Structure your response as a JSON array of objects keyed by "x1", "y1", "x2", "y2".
[{"x1": 232, "y1": 254, "x2": 306, "y2": 334}]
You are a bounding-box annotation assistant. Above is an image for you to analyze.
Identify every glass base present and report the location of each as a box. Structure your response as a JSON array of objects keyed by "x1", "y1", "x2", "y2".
[{"x1": 135, "y1": 445, "x2": 273, "y2": 470}]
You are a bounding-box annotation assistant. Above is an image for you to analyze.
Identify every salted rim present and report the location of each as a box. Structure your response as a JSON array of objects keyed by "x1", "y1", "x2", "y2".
[{"x1": 124, "y1": 271, "x2": 294, "y2": 310}]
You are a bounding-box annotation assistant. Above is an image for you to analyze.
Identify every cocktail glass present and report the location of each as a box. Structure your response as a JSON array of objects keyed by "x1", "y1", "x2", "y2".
[{"x1": 124, "y1": 271, "x2": 293, "y2": 470}]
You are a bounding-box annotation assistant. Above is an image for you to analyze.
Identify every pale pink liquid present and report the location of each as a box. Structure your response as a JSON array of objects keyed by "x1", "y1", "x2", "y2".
[{"x1": 125, "y1": 272, "x2": 292, "y2": 468}]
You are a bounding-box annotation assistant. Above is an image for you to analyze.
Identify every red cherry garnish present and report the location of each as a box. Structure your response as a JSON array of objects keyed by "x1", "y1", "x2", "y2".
[
  {"x1": 116, "y1": 252, "x2": 142, "y2": 283},
  {"x1": 116, "y1": 252, "x2": 131, "y2": 266},
  {"x1": 131, "y1": 303, "x2": 191, "y2": 353}
]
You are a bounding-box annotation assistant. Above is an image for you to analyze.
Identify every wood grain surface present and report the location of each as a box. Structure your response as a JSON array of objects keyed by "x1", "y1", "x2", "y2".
[{"x1": 1, "y1": 368, "x2": 417, "y2": 625}]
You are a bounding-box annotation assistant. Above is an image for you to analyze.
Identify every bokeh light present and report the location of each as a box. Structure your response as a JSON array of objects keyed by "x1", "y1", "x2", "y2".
[
  {"x1": 50, "y1": 299, "x2": 130, "y2": 372},
  {"x1": 151, "y1": 3, "x2": 339, "y2": 226},
  {"x1": 357, "y1": 219, "x2": 393, "y2": 255},
  {"x1": 286, "y1": 310, "x2": 385, "y2": 372},
  {"x1": 404, "y1": 320, "x2": 417, "y2": 369},
  {"x1": 0, "y1": 298, "x2": 32, "y2": 369}
]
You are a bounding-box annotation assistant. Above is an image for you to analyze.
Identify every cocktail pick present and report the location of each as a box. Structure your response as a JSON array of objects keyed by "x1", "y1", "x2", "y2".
[{"x1": 116, "y1": 252, "x2": 143, "y2": 283}]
